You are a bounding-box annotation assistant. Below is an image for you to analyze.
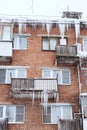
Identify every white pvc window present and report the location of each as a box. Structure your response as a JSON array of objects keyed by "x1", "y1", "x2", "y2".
[
  {"x1": 42, "y1": 37, "x2": 57, "y2": 50},
  {"x1": 0, "y1": 105, "x2": 24, "y2": 123},
  {"x1": 43, "y1": 105, "x2": 72, "y2": 124},
  {"x1": 0, "y1": 68, "x2": 26, "y2": 84},
  {"x1": 13, "y1": 35, "x2": 27, "y2": 50},
  {"x1": 83, "y1": 38, "x2": 87, "y2": 51},
  {"x1": 42, "y1": 69, "x2": 71, "y2": 85},
  {"x1": 0, "y1": 25, "x2": 12, "y2": 40},
  {"x1": 2, "y1": 26, "x2": 11, "y2": 40}
]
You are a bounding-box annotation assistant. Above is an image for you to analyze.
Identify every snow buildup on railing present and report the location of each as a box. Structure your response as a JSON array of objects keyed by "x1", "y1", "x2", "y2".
[{"x1": 74, "y1": 20, "x2": 80, "y2": 42}]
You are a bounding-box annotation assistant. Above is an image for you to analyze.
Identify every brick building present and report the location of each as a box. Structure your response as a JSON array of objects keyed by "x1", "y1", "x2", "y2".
[{"x1": 0, "y1": 11, "x2": 87, "y2": 130}]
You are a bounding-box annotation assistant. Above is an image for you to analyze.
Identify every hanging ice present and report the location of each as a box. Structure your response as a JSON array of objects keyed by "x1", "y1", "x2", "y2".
[
  {"x1": 32, "y1": 91, "x2": 35, "y2": 106},
  {"x1": 23, "y1": 24, "x2": 26, "y2": 32},
  {"x1": 19, "y1": 23, "x2": 22, "y2": 33},
  {"x1": 41, "y1": 90, "x2": 49, "y2": 113},
  {"x1": 59, "y1": 21, "x2": 65, "y2": 39},
  {"x1": 46, "y1": 23, "x2": 52, "y2": 36},
  {"x1": 74, "y1": 20, "x2": 80, "y2": 42}
]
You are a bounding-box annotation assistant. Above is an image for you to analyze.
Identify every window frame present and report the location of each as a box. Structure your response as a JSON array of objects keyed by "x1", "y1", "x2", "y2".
[
  {"x1": 42, "y1": 37, "x2": 58, "y2": 51},
  {"x1": 0, "y1": 68, "x2": 27, "y2": 84},
  {"x1": 83, "y1": 38, "x2": 87, "y2": 51},
  {"x1": 0, "y1": 24, "x2": 12, "y2": 41},
  {"x1": 0, "y1": 105, "x2": 25, "y2": 124},
  {"x1": 13, "y1": 34, "x2": 29, "y2": 50},
  {"x1": 42, "y1": 37, "x2": 68, "y2": 51},
  {"x1": 42, "y1": 104, "x2": 72, "y2": 124},
  {"x1": 42, "y1": 69, "x2": 71, "y2": 85}
]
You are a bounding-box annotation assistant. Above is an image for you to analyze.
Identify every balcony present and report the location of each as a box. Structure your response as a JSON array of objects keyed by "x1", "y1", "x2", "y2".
[
  {"x1": 55, "y1": 45, "x2": 79, "y2": 64},
  {"x1": 10, "y1": 78, "x2": 58, "y2": 98},
  {"x1": 0, "y1": 41, "x2": 12, "y2": 62}
]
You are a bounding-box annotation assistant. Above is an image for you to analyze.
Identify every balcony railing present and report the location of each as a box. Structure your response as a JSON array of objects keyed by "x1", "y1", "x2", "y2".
[
  {"x1": 56, "y1": 45, "x2": 77, "y2": 57},
  {"x1": 0, "y1": 41, "x2": 12, "y2": 62},
  {"x1": 10, "y1": 78, "x2": 58, "y2": 98},
  {"x1": 55, "y1": 45, "x2": 79, "y2": 64}
]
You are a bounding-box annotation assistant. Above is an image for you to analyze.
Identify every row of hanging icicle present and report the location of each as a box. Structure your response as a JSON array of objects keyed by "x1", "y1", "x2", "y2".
[{"x1": 18, "y1": 19, "x2": 80, "y2": 42}]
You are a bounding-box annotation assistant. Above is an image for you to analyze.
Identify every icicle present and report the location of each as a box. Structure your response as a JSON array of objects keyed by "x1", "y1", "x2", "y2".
[
  {"x1": 74, "y1": 20, "x2": 80, "y2": 42},
  {"x1": 23, "y1": 24, "x2": 26, "y2": 32},
  {"x1": 41, "y1": 91, "x2": 49, "y2": 113},
  {"x1": 32, "y1": 91, "x2": 35, "y2": 105},
  {"x1": 66, "y1": 23, "x2": 69, "y2": 32},
  {"x1": 46, "y1": 23, "x2": 52, "y2": 36},
  {"x1": 19, "y1": 23, "x2": 22, "y2": 33},
  {"x1": 42, "y1": 23, "x2": 46, "y2": 30},
  {"x1": 59, "y1": 21, "x2": 65, "y2": 39}
]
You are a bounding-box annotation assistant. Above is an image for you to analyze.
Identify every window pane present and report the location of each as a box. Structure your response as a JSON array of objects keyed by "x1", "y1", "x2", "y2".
[
  {"x1": 60, "y1": 38, "x2": 66, "y2": 45},
  {"x1": 43, "y1": 107, "x2": 51, "y2": 123},
  {"x1": 19, "y1": 37, "x2": 27, "y2": 49},
  {"x1": 51, "y1": 106, "x2": 61, "y2": 124},
  {"x1": 63, "y1": 106, "x2": 72, "y2": 119},
  {"x1": 2, "y1": 26, "x2": 11, "y2": 40},
  {"x1": 43, "y1": 70, "x2": 51, "y2": 78},
  {"x1": 0, "y1": 69, "x2": 6, "y2": 83},
  {"x1": 42, "y1": 38, "x2": 49, "y2": 50},
  {"x1": 83, "y1": 39, "x2": 87, "y2": 51},
  {"x1": 53, "y1": 70, "x2": 61, "y2": 84},
  {"x1": 17, "y1": 69, "x2": 26, "y2": 78},
  {"x1": 62, "y1": 70, "x2": 70, "y2": 84},
  {"x1": 16, "y1": 106, "x2": 24, "y2": 122},
  {"x1": 13, "y1": 37, "x2": 19, "y2": 49},
  {"x1": 0, "y1": 106, "x2": 3, "y2": 118},
  {"x1": 6, "y1": 106, "x2": 15, "y2": 122},
  {"x1": 50, "y1": 38, "x2": 57, "y2": 50},
  {"x1": 6, "y1": 69, "x2": 15, "y2": 83}
]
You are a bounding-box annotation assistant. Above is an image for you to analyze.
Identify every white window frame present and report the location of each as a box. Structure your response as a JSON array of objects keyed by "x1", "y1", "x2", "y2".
[
  {"x1": 42, "y1": 104, "x2": 72, "y2": 124},
  {"x1": 83, "y1": 38, "x2": 87, "y2": 51},
  {"x1": 42, "y1": 69, "x2": 71, "y2": 85},
  {"x1": 42, "y1": 37, "x2": 57, "y2": 50},
  {"x1": 0, "y1": 68, "x2": 27, "y2": 84},
  {"x1": 13, "y1": 34, "x2": 29, "y2": 50},
  {"x1": 0, "y1": 105, "x2": 25, "y2": 124},
  {"x1": 0, "y1": 24, "x2": 12, "y2": 41}
]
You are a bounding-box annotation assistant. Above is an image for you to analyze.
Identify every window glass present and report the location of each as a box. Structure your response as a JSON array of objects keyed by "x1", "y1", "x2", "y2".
[
  {"x1": 42, "y1": 38, "x2": 49, "y2": 50},
  {"x1": 43, "y1": 70, "x2": 51, "y2": 78},
  {"x1": 50, "y1": 38, "x2": 57, "y2": 50},
  {"x1": 17, "y1": 69, "x2": 26, "y2": 78},
  {"x1": 2, "y1": 26, "x2": 11, "y2": 40},
  {"x1": 16, "y1": 106, "x2": 24, "y2": 122},
  {"x1": 6, "y1": 106, "x2": 15, "y2": 122},
  {"x1": 62, "y1": 70, "x2": 70, "y2": 85},
  {"x1": 0, "y1": 69, "x2": 6, "y2": 84},
  {"x1": 19, "y1": 37, "x2": 27, "y2": 49},
  {"x1": 83, "y1": 38, "x2": 87, "y2": 51},
  {"x1": 43, "y1": 107, "x2": 51, "y2": 123},
  {"x1": 63, "y1": 106, "x2": 71, "y2": 119},
  {"x1": 0, "y1": 106, "x2": 3, "y2": 118},
  {"x1": 6, "y1": 69, "x2": 15, "y2": 83}
]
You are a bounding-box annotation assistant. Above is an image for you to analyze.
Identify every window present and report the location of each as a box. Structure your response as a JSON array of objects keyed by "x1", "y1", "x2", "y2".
[
  {"x1": 0, "y1": 105, "x2": 24, "y2": 123},
  {"x1": 83, "y1": 38, "x2": 87, "y2": 51},
  {"x1": 42, "y1": 69, "x2": 71, "y2": 85},
  {"x1": 0, "y1": 68, "x2": 26, "y2": 84},
  {"x1": 42, "y1": 37, "x2": 67, "y2": 50},
  {"x1": 42, "y1": 104, "x2": 72, "y2": 124},
  {"x1": 42, "y1": 37, "x2": 57, "y2": 50},
  {"x1": 13, "y1": 35, "x2": 28, "y2": 49},
  {"x1": 0, "y1": 25, "x2": 12, "y2": 40}
]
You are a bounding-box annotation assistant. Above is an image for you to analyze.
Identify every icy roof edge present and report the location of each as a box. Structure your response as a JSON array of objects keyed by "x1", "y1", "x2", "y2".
[{"x1": 0, "y1": 15, "x2": 87, "y2": 24}]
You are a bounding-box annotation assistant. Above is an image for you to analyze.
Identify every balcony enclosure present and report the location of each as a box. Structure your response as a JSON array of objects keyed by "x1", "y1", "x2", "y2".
[
  {"x1": 0, "y1": 41, "x2": 12, "y2": 62},
  {"x1": 56, "y1": 45, "x2": 79, "y2": 64},
  {"x1": 10, "y1": 78, "x2": 58, "y2": 98}
]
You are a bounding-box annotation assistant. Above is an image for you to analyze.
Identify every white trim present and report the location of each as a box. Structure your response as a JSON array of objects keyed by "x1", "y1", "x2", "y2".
[
  {"x1": 13, "y1": 33, "x2": 31, "y2": 37},
  {"x1": 0, "y1": 66, "x2": 29, "y2": 69},
  {"x1": 37, "y1": 34, "x2": 70, "y2": 37}
]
